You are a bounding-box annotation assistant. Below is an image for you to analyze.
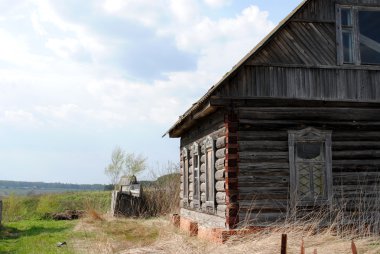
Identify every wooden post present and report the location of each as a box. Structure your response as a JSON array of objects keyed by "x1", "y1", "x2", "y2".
[
  {"x1": 281, "y1": 234, "x2": 287, "y2": 254},
  {"x1": 313, "y1": 249, "x2": 317, "y2": 254},
  {"x1": 300, "y1": 239, "x2": 305, "y2": 254},
  {"x1": 351, "y1": 240, "x2": 357, "y2": 254}
]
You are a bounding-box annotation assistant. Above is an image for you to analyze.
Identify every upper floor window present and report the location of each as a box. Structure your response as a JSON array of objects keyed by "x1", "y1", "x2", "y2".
[{"x1": 337, "y1": 6, "x2": 380, "y2": 65}]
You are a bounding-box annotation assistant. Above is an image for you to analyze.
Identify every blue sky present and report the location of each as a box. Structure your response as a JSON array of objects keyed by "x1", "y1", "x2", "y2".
[{"x1": 0, "y1": 0, "x2": 303, "y2": 184}]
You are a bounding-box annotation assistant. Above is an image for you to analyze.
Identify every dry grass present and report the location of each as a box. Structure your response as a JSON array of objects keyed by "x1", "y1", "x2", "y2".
[{"x1": 70, "y1": 214, "x2": 380, "y2": 254}]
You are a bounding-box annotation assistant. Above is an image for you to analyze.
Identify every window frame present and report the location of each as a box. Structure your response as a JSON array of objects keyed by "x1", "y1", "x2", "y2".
[
  {"x1": 337, "y1": 5, "x2": 380, "y2": 65},
  {"x1": 191, "y1": 142, "x2": 201, "y2": 209},
  {"x1": 204, "y1": 136, "x2": 215, "y2": 213},
  {"x1": 288, "y1": 128, "x2": 333, "y2": 208},
  {"x1": 182, "y1": 148, "x2": 189, "y2": 208}
]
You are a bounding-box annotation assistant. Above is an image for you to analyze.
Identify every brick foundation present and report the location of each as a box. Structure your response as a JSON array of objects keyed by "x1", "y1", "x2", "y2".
[
  {"x1": 172, "y1": 214, "x2": 263, "y2": 243},
  {"x1": 179, "y1": 216, "x2": 198, "y2": 236}
]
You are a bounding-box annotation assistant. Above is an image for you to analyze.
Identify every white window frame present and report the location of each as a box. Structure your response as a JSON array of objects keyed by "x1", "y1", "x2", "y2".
[
  {"x1": 288, "y1": 127, "x2": 333, "y2": 208},
  {"x1": 204, "y1": 136, "x2": 215, "y2": 213}
]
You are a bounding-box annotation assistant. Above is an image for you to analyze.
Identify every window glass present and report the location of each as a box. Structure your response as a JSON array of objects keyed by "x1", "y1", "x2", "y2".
[
  {"x1": 341, "y1": 8, "x2": 352, "y2": 26},
  {"x1": 296, "y1": 142, "x2": 322, "y2": 160},
  {"x1": 342, "y1": 30, "x2": 354, "y2": 63},
  {"x1": 359, "y1": 10, "x2": 380, "y2": 64}
]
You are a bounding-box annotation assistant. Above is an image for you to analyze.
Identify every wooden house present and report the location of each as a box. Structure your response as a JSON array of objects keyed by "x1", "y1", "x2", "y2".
[{"x1": 166, "y1": 0, "x2": 380, "y2": 235}]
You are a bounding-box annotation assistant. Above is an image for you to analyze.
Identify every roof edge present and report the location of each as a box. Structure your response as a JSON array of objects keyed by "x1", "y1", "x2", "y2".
[{"x1": 164, "y1": 0, "x2": 310, "y2": 137}]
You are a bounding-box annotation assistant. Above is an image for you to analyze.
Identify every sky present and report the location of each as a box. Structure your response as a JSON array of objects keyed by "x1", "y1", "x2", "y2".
[{"x1": 0, "y1": 0, "x2": 303, "y2": 184}]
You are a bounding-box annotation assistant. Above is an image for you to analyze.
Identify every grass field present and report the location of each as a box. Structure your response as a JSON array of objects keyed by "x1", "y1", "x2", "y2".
[{"x1": 0, "y1": 220, "x2": 78, "y2": 254}]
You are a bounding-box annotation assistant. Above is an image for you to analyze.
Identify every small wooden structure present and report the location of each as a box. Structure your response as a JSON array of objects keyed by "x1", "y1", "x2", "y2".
[
  {"x1": 111, "y1": 175, "x2": 143, "y2": 217},
  {"x1": 166, "y1": 0, "x2": 380, "y2": 233}
]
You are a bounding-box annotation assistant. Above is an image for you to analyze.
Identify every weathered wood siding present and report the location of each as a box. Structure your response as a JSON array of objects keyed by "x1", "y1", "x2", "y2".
[
  {"x1": 237, "y1": 106, "x2": 380, "y2": 225},
  {"x1": 180, "y1": 110, "x2": 228, "y2": 224},
  {"x1": 216, "y1": 66, "x2": 380, "y2": 101}
]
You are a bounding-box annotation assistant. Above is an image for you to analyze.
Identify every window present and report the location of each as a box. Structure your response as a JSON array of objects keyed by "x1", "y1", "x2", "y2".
[
  {"x1": 182, "y1": 148, "x2": 189, "y2": 207},
  {"x1": 192, "y1": 143, "x2": 201, "y2": 209},
  {"x1": 204, "y1": 136, "x2": 215, "y2": 213},
  {"x1": 337, "y1": 6, "x2": 380, "y2": 65},
  {"x1": 288, "y1": 128, "x2": 332, "y2": 207}
]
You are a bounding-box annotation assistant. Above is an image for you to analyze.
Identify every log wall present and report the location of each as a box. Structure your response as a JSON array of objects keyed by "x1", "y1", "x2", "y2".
[
  {"x1": 179, "y1": 110, "x2": 228, "y2": 227},
  {"x1": 237, "y1": 106, "x2": 380, "y2": 226}
]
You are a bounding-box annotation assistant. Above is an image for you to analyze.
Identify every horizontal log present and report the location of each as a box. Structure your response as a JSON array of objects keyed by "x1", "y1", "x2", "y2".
[
  {"x1": 239, "y1": 212, "x2": 287, "y2": 225},
  {"x1": 216, "y1": 148, "x2": 226, "y2": 159},
  {"x1": 239, "y1": 200, "x2": 288, "y2": 209},
  {"x1": 200, "y1": 173, "x2": 206, "y2": 183},
  {"x1": 216, "y1": 192, "x2": 226, "y2": 204},
  {"x1": 200, "y1": 163, "x2": 206, "y2": 173},
  {"x1": 333, "y1": 141, "x2": 380, "y2": 150},
  {"x1": 239, "y1": 151, "x2": 288, "y2": 162},
  {"x1": 215, "y1": 170, "x2": 225, "y2": 181},
  {"x1": 215, "y1": 158, "x2": 225, "y2": 170},
  {"x1": 238, "y1": 107, "x2": 380, "y2": 121},
  {"x1": 201, "y1": 183, "x2": 206, "y2": 192},
  {"x1": 216, "y1": 181, "x2": 225, "y2": 192},
  {"x1": 239, "y1": 162, "x2": 289, "y2": 171},
  {"x1": 216, "y1": 136, "x2": 226, "y2": 149},
  {"x1": 239, "y1": 187, "x2": 288, "y2": 196},
  {"x1": 332, "y1": 132, "x2": 380, "y2": 141},
  {"x1": 239, "y1": 141, "x2": 288, "y2": 151},
  {"x1": 237, "y1": 131, "x2": 287, "y2": 141},
  {"x1": 217, "y1": 205, "x2": 227, "y2": 213},
  {"x1": 333, "y1": 160, "x2": 380, "y2": 166},
  {"x1": 239, "y1": 168, "x2": 289, "y2": 177},
  {"x1": 201, "y1": 193, "x2": 206, "y2": 203},
  {"x1": 201, "y1": 155, "x2": 205, "y2": 163},
  {"x1": 333, "y1": 150, "x2": 380, "y2": 159}
]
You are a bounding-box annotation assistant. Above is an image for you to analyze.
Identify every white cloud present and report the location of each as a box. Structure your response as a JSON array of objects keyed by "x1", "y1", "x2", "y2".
[
  {"x1": 203, "y1": 0, "x2": 230, "y2": 8},
  {"x1": 0, "y1": 1, "x2": 274, "y2": 130}
]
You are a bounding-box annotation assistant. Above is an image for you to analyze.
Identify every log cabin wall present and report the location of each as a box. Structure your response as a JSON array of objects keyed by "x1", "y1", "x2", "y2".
[
  {"x1": 236, "y1": 105, "x2": 380, "y2": 226},
  {"x1": 179, "y1": 110, "x2": 229, "y2": 228}
]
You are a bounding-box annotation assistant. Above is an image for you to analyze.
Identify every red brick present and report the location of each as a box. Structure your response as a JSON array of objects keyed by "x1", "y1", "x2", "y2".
[{"x1": 180, "y1": 217, "x2": 198, "y2": 236}]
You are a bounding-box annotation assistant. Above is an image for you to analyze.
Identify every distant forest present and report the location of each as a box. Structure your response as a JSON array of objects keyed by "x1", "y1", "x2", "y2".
[{"x1": 0, "y1": 180, "x2": 105, "y2": 194}]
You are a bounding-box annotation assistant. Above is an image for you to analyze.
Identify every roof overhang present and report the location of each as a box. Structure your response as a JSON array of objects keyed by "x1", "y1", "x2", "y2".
[{"x1": 166, "y1": 96, "x2": 380, "y2": 138}]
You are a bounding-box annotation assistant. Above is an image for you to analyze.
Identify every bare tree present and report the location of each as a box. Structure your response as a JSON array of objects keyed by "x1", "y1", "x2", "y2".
[
  {"x1": 124, "y1": 153, "x2": 147, "y2": 177},
  {"x1": 104, "y1": 147, "x2": 125, "y2": 189}
]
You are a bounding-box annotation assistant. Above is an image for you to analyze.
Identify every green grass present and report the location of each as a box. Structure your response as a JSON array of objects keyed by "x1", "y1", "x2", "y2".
[
  {"x1": 0, "y1": 220, "x2": 78, "y2": 254},
  {"x1": 2, "y1": 191, "x2": 111, "y2": 222}
]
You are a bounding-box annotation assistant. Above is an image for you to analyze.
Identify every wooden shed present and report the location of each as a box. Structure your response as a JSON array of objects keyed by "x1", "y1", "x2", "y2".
[{"x1": 166, "y1": 0, "x2": 380, "y2": 236}]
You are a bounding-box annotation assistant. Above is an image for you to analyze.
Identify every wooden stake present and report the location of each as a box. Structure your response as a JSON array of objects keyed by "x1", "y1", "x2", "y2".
[
  {"x1": 351, "y1": 240, "x2": 357, "y2": 254},
  {"x1": 281, "y1": 234, "x2": 287, "y2": 254},
  {"x1": 300, "y1": 239, "x2": 305, "y2": 254}
]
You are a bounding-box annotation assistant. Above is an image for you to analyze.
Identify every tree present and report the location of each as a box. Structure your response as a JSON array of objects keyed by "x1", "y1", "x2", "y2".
[
  {"x1": 124, "y1": 153, "x2": 147, "y2": 177},
  {"x1": 104, "y1": 147, "x2": 125, "y2": 189}
]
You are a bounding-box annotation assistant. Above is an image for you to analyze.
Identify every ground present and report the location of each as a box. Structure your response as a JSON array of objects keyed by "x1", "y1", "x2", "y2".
[{"x1": 2, "y1": 216, "x2": 380, "y2": 254}]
